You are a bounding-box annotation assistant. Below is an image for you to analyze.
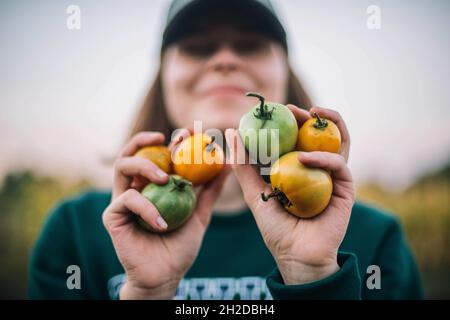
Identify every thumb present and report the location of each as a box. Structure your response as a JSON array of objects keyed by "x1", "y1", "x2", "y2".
[{"x1": 224, "y1": 129, "x2": 269, "y2": 207}]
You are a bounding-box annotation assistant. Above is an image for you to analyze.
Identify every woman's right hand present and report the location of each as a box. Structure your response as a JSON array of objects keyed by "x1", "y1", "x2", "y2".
[{"x1": 102, "y1": 131, "x2": 229, "y2": 299}]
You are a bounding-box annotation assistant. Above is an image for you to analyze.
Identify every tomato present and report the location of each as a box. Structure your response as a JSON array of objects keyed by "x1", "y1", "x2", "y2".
[
  {"x1": 239, "y1": 93, "x2": 298, "y2": 163},
  {"x1": 173, "y1": 133, "x2": 224, "y2": 186},
  {"x1": 134, "y1": 145, "x2": 173, "y2": 174},
  {"x1": 139, "y1": 175, "x2": 196, "y2": 232},
  {"x1": 262, "y1": 151, "x2": 332, "y2": 218},
  {"x1": 297, "y1": 113, "x2": 341, "y2": 153}
]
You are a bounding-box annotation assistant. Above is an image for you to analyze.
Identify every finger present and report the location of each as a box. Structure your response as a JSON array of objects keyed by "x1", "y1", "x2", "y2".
[
  {"x1": 168, "y1": 128, "x2": 193, "y2": 152},
  {"x1": 298, "y1": 151, "x2": 352, "y2": 182},
  {"x1": 130, "y1": 176, "x2": 150, "y2": 191},
  {"x1": 104, "y1": 189, "x2": 168, "y2": 232},
  {"x1": 287, "y1": 104, "x2": 312, "y2": 126},
  {"x1": 309, "y1": 107, "x2": 350, "y2": 161},
  {"x1": 120, "y1": 132, "x2": 165, "y2": 157},
  {"x1": 113, "y1": 157, "x2": 169, "y2": 198},
  {"x1": 225, "y1": 129, "x2": 267, "y2": 207},
  {"x1": 194, "y1": 164, "x2": 231, "y2": 227}
]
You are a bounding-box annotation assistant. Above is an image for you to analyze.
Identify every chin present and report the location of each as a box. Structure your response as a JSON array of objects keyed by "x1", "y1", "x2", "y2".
[
  {"x1": 190, "y1": 115, "x2": 239, "y2": 132},
  {"x1": 206, "y1": 94, "x2": 251, "y2": 109},
  {"x1": 192, "y1": 96, "x2": 251, "y2": 130}
]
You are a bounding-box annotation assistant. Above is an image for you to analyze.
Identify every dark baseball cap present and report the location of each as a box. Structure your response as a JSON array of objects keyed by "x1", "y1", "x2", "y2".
[{"x1": 161, "y1": 0, "x2": 288, "y2": 52}]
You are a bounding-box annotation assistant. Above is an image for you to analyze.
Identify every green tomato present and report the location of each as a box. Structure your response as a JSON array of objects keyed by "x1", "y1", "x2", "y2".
[
  {"x1": 139, "y1": 175, "x2": 196, "y2": 233},
  {"x1": 239, "y1": 93, "x2": 298, "y2": 164}
]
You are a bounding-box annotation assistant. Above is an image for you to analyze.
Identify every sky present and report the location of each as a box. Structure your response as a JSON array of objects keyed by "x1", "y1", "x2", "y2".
[{"x1": 1, "y1": 0, "x2": 449, "y2": 190}]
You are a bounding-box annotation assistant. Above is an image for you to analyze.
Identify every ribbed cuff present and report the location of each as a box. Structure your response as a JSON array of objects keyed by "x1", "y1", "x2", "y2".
[{"x1": 266, "y1": 252, "x2": 362, "y2": 300}]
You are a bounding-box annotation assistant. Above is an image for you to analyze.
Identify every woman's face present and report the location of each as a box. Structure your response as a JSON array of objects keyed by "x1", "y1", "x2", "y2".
[{"x1": 161, "y1": 23, "x2": 289, "y2": 131}]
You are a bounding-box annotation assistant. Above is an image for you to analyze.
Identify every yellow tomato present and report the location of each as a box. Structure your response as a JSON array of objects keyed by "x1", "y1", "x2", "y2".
[
  {"x1": 297, "y1": 113, "x2": 341, "y2": 153},
  {"x1": 173, "y1": 133, "x2": 224, "y2": 186},
  {"x1": 263, "y1": 151, "x2": 332, "y2": 218},
  {"x1": 135, "y1": 145, "x2": 173, "y2": 174}
]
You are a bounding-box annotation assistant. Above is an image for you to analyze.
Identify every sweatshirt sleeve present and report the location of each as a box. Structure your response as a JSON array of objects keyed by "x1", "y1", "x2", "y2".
[
  {"x1": 28, "y1": 201, "x2": 86, "y2": 299},
  {"x1": 362, "y1": 218, "x2": 424, "y2": 299},
  {"x1": 266, "y1": 216, "x2": 424, "y2": 300},
  {"x1": 266, "y1": 252, "x2": 362, "y2": 300}
]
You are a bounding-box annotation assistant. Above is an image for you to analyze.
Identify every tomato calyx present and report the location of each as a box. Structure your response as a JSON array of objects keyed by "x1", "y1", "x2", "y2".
[
  {"x1": 205, "y1": 136, "x2": 217, "y2": 154},
  {"x1": 261, "y1": 188, "x2": 292, "y2": 208},
  {"x1": 247, "y1": 92, "x2": 274, "y2": 121},
  {"x1": 313, "y1": 112, "x2": 328, "y2": 130},
  {"x1": 171, "y1": 176, "x2": 193, "y2": 192}
]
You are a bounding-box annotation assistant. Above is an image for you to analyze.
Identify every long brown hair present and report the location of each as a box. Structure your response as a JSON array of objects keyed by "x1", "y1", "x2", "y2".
[{"x1": 127, "y1": 64, "x2": 313, "y2": 142}]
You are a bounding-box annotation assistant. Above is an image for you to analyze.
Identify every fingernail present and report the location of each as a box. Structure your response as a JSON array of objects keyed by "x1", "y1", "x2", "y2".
[
  {"x1": 156, "y1": 216, "x2": 168, "y2": 229},
  {"x1": 156, "y1": 170, "x2": 168, "y2": 178},
  {"x1": 299, "y1": 152, "x2": 310, "y2": 159}
]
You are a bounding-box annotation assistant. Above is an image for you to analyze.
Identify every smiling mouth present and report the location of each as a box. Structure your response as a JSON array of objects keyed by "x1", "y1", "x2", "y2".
[{"x1": 207, "y1": 86, "x2": 247, "y2": 96}]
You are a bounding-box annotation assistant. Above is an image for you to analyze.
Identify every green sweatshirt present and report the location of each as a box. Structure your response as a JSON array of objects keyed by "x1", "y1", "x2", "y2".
[{"x1": 28, "y1": 190, "x2": 423, "y2": 300}]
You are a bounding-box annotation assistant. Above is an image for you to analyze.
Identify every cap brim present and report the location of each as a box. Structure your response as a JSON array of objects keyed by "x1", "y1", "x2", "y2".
[{"x1": 162, "y1": 0, "x2": 287, "y2": 51}]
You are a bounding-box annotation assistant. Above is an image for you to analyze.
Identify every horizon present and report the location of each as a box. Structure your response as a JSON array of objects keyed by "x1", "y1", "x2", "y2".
[{"x1": 1, "y1": 0, "x2": 450, "y2": 190}]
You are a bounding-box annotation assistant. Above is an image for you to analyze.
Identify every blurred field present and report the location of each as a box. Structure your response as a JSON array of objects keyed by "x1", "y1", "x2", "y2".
[
  {"x1": 0, "y1": 172, "x2": 90, "y2": 299},
  {"x1": 357, "y1": 162, "x2": 450, "y2": 299},
  {"x1": 0, "y1": 162, "x2": 449, "y2": 299}
]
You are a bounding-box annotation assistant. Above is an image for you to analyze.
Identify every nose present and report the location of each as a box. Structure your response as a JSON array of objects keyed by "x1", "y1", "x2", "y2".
[{"x1": 207, "y1": 45, "x2": 241, "y2": 75}]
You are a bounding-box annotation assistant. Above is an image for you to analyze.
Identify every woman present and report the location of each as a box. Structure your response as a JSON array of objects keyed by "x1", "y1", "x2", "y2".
[{"x1": 29, "y1": 0, "x2": 423, "y2": 300}]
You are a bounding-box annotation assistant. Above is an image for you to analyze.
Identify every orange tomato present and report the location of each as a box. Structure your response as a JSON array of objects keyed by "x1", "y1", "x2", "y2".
[
  {"x1": 134, "y1": 145, "x2": 173, "y2": 174},
  {"x1": 297, "y1": 113, "x2": 341, "y2": 153},
  {"x1": 173, "y1": 133, "x2": 224, "y2": 185},
  {"x1": 262, "y1": 151, "x2": 332, "y2": 218}
]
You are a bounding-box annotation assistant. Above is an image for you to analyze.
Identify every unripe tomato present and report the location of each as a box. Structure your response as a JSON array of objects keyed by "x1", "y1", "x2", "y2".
[
  {"x1": 139, "y1": 175, "x2": 196, "y2": 232},
  {"x1": 297, "y1": 113, "x2": 341, "y2": 153},
  {"x1": 239, "y1": 93, "x2": 298, "y2": 163},
  {"x1": 262, "y1": 151, "x2": 332, "y2": 218},
  {"x1": 134, "y1": 145, "x2": 173, "y2": 174},
  {"x1": 173, "y1": 133, "x2": 224, "y2": 186}
]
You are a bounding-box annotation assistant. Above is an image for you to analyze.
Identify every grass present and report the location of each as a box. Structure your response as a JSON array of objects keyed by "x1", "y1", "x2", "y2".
[
  {"x1": 0, "y1": 167, "x2": 449, "y2": 299},
  {"x1": 357, "y1": 176, "x2": 450, "y2": 298}
]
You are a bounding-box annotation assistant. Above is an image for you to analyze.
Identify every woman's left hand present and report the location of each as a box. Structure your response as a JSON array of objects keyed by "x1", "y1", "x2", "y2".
[{"x1": 225, "y1": 106, "x2": 355, "y2": 285}]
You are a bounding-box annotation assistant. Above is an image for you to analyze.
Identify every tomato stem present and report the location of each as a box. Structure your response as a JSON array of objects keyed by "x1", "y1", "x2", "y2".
[
  {"x1": 172, "y1": 176, "x2": 192, "y2": 191},
  {"x1": 205, "y1": 135, "x2": 216, "y2": 153},
  {"x1": 261, "y1": 191, "x2": 277, "y2": 201},
  {"x1": 246, "y1": 92, "x2": 273, "y2": 120},
  {"x1": 313, "y1": 112, "x2": 328, "y2": 129},
  {"x1": 261, "y1": 188, "x2": 292, "y2": 207}
]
